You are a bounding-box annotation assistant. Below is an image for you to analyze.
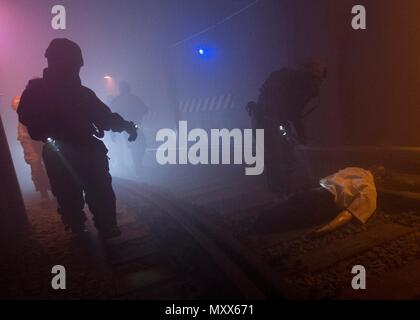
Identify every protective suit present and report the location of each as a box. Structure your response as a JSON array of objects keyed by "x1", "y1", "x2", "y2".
[
  {"x1": 320, "y1": 167, "x2": 377, "y2": 224},
  {"x1": 255, "y1": 167, "x2": 378, "y2": 235},
  {"x1": 111, "y1": 81, "x2": 148, "y2": 175},
  {"x1": 17, "y1": 38, "x2": 137, "y2": 238},
  {"x1": 11, "y1": 96, "x2": 50, "y2": 199},
  {"x1": 248, "y1": 61, "x2": 327, "y2": 196}
]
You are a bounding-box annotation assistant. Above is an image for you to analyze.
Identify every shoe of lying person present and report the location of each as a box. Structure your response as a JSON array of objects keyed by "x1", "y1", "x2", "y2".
[{"x1": 98, "y1": 226, "x2": 122, "y2": 239}]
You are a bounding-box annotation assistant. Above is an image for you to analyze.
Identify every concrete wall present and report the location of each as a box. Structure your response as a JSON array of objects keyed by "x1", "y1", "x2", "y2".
[{"x1": 278, "y1": 0, "x2": 420, "y2": 147}]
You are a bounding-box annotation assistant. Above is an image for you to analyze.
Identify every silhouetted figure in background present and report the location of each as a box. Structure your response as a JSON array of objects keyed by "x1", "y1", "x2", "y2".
[
  {"x1": 11, "y1": 95, "x2": 51, "y2": 201},
  {"x1": 111, "y1": 81, "x2": 148, "y2": 175},
  {"x1": 247, "y1": 60, "x2": 327, "y2": 196},
  {"x1": 18, "y1": 38, "x2": 137, "y2": 238}
]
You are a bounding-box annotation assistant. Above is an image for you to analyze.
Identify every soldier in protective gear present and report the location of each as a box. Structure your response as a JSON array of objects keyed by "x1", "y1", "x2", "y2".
[
  {"x1": 11, "y1": 96, "x2": 51, "y2": 201},
  {"x1": 247, "y1": 60, "x2": 327, "y2": 196},
  {"x1": 111, "y1": 81, "x2": 148, "y2": 176},
  {"x1": 18, "y1": 38, "x2": 138, "y2": 239}
]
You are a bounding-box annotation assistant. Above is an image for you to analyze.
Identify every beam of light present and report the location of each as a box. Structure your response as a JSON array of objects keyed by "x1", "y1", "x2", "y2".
[
  {"x1": 103, "y1": 74, "x2": 117, "y2": 96},
  {"x1": 169, "y1": 0, "x2": 260, "y2": 48}
]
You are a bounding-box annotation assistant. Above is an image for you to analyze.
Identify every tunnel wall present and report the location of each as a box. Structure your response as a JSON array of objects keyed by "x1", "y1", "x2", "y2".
[
  {"x1": 167, "y1": 0, "x2": 420, "y2": 147},
  {"x1": 288, "y1": 0, "x2": 420, "y2": 147},
  {"x1": 0, "y1": 112, "x2": 27, "y2": 247},
  {"x1": 166, "y1": 0, "x2": 291, "y2": 129}
]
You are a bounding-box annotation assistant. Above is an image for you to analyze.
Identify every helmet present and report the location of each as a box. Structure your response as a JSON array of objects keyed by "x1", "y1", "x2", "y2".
[
  {"x1": 45, "y1": 38, "x2": 84, "y2": 68},
  {"x1": 300, "y1": 59, "x2": 327, "y2": 81}
]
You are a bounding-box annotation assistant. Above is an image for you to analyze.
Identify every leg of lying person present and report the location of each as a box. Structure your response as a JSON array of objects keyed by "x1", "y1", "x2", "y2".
[
  {"x1": 254, "y1": 187, "x2": 341, "y2": 234},
  {"x1": 310, "y1": 210, "x2": 353, "y2": 237}
]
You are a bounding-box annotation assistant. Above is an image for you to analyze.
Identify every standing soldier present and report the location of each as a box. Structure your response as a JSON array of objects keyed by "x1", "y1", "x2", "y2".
[
  {"x1": 17, "y1": 38, "x2": 138, "y2": 238},
  {"x1": 111, "y1": 81, "x2": 148, "y2": 176},
  {"x1": 11, "y1": 95, "x2": 51, "y2": 201},
  {"x1": 247, "y1": 60, "x2": 327, "y2": 196}
]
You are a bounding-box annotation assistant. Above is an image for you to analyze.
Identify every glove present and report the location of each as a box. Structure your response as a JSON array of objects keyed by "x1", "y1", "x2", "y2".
[{"x1": 125, "y1": 121, "x2": 138, "y2": 142}]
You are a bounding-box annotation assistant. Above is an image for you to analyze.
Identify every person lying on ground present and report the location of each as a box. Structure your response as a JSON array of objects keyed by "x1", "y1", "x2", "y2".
[{"x1": 254, "y1": 166, "x2": 386, "y2": 236}]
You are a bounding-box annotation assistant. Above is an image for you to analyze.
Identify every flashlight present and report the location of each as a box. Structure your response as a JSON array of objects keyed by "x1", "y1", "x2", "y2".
[
  {"x1": 279, "y1": 125, "x2": 287, "y2": 136},
  {"x1": 46, "y1": 137, "x2": 60, "y2": 152}
]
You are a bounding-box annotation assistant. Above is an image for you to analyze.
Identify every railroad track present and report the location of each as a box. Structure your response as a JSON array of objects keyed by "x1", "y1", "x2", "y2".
[
  {"x1": 101, "y1": 178, "x2": 301, "y2": 299},
  {"x1": 101, "y1": 171, "x2": 420, "y2": 300}
]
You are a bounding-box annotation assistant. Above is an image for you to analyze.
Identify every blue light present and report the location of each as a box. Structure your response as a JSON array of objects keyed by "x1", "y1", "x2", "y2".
[{"x1": 195, "y1": 45, "x2": 215, "y2": 60}]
